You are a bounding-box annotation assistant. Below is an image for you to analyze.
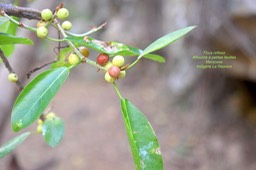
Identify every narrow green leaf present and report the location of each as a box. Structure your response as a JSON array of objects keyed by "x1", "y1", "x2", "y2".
[
  {"x1": 121, "y1": 99, "x2": 163, "y2": 170},
  {"x1": 65, "y1": 36, "x2": 165, "y2": 63},
  {"x1": 0, "y1": 32, "x2": 33, "y2": 45},
  {"x1": 0, "y1": 16, "x2": 19, "y2": 56},
  {"x1": 0, "y1": 132, "x2": 31, "y2": 159},
  {"x1": 11, "y1": 67, "x2": 69, "y2": 132},
  {"x1": 42, "y1": 117, "x2": 64, "y2": 147},
  {"x1": 141, "y1": 26, "x2": 196, "y2": 57},
  {"x1": 51, "y1": 47, "x2": 72, "y2": 69},
  {"x1": 143, "y1": 54, "x2": 165, "y2": 63},
  {"x1": 65, "y1": 36, "x2": 141, "y2": 56}
]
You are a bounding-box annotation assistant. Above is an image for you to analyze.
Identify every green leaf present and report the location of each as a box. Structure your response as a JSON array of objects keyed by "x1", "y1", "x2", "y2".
[
  {"x1": 0, "y1": 16, "x2": 9, "y2": 26},
  {"x1": 121, "y1": 99, "x2": 163, "y2": 170},
  {"x1": 51, "y1": 47, "x2": 72, "y2": 69},
  {"x1": 65, "y1": 36, "x2": 140, "y2": 56},
  {"x1": 0, "y1": 132, "x2": 31, "y2": 159},
  {"x1": 140, "y1": 26, "x2": 196, "y2": 58},
  {"x1": 42, "y1": 117, "x2": 64, "y2": 147},
  {"x1": 11, "y1": 67, "x2": 69, "y2": 132},
  {"x1": 0, "y1": 16, "x2": 19, "y2": 56},
  {"x1": 0, "y1": 32, "x2": 33, "y2": 45},
  {"x1": 65, "y1": 36, "x2": 165, "y2": 63},
  {"x1": 143, "y1": 54, "x2": 165, "y2": 63}
]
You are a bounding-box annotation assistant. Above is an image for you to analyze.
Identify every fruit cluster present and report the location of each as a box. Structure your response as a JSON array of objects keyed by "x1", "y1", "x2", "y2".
[
  {"x1": 68, "y1": 46, "x2": 90, "y2": 65},
  {"x1": 36, "y1": 112, "x2": 56, "y2": 134},
  {"x1": 37, "y1": 7, "x2": 127, "y2": 84},
  {"x1": 36, "y1": 7, "x2": 72, "y2": 38},
  {"x1": 96, "y1": 54, "x2": 126, "y2": 83}
]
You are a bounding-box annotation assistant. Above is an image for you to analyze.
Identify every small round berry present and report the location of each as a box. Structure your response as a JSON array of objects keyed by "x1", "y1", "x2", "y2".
[
  {"x1": 108, "y1": 66, "x2": 120, "y2": 79},
  {"x1": 37, "y1": 124, "x2": 43, "y2": 134},
  {"x1": 78, "y1": 47, "x2": 90, "y2": 58},
  {"x1": 96, "y1": 53, "x2": 109, "y2": 66},
  {"x1": 57, "y1": 8, "x2": 69, "y2": 20},
  {"x1": 112, "y1": 55, "x2": 125, "y2": 67},
  {"x1": 103, "y1": 61, "x2": 113, "y2": 70},
  {"x1": 37, "y1": 119, "x2": 44, "y2": 125},
  {"x1": 119, "y1": 70, "x2": 126, "y2": 79},
  {"x1": 41, "y1": 9, "x2": 53, "y2": 21},
  {"x1": 46, "y1": 112, "x2": 56, "y2": 120},
  {"x1": 62, "y1": 21, "x2": 72, "y2": 30},
  {"x1": 105, "y1": 72, "x2": 115, "y2": 83},
  {"x1": 68, "y1": 53, "x2": 80, "y2": 65},
  {"x1": 36, "y1": 26, "x2": 48, "y2": 38},
  {"x1": 36, "y1": 20, "x2": 47, "y2": 28},
  {"x1": 8, "y1": 73, "x2": 18, "y2": 83}
]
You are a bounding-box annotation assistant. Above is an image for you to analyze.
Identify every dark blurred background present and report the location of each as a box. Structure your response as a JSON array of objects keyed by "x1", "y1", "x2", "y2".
[{"x1": 1, "y1": 0, "x2": 256, "y2": 169}]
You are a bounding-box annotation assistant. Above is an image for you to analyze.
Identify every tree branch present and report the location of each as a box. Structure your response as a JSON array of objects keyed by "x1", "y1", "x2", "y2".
[{"x1": 0, "y1": 3, "x2": 41, "y2": 20}]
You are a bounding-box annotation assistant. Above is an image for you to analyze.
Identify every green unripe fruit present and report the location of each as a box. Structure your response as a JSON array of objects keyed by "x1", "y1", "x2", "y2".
[
  {"x1": 108, "y1": 66, "x2": 120, "y2": 79},
  {"x1": 36, "y1": 20, "x2": 47, "y2": 28},
  {"x1": 103, "y1": 61, "x2": 113, "y2": 70},
  {"x1": 68, "y1": 53, "x2": 80, "y2": 65},
  {"x1": 37, "y1": 119, "x2": 44, "y2": 125},
  {"x1": 78, "y1": 47, "x2": 90, "y2": 58},
  {"x1": 62, "y1": 21, "x2": 72, "y2": 30},
  {"x1": 57, "y1": 8, "x2": 69, "y2": 20},
  {"x1": 105, "y1": 72, "x2": 115, "y2": 83},
  {"x1": 46, "y1": 112, "x2": 56, "y2": 120},
  {"x1": 41, "y1": 9, "x2": 53, "y2": 21},
  {"x1": 96, "y1": 53, "x2": 109, "y2": 66},
  {"x1": 36, "y1": 26, "x2": 48, "y2": 38},
  {"x1": 119, "y1": 70, "x2": 126, "y2": 79},
  {"x1": 112, "y1": 55, "x2": 125, "y2": 67},
  {"x1": 8, "y1": 73, "x2": 18, "y2": 83},
  {"x1": 37, "y1": 124, "x2": 43, "y2": 134}
]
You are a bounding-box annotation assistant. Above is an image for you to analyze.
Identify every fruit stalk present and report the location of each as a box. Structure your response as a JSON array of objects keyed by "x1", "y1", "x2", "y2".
[
  {"x1": 113, "y1": 82, "x2": 123, "y2": 99},
  {"x1": 1, "y1": 11, "x2": 37, "y2": 32}
]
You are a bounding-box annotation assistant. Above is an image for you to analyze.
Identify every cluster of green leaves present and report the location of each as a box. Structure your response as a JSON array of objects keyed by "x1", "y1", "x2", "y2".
[
  {"x1": 0, "y1": 11, "x2": 195, "y2": 169},
  {"x1": 0, "y1": 16, "x2": 33, "y2": 57}
]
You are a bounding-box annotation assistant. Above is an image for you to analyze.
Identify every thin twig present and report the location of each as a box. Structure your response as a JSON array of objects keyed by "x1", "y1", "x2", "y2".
[
  {"x1": 27, "y1": 60, "x2": 57, "y2": 79},
  {"x1": 65, "y1": 21, "x2": 108, "y2": 37},
  {"x1": 0, "y1": 49, "x2": 23, "y2": 91}
]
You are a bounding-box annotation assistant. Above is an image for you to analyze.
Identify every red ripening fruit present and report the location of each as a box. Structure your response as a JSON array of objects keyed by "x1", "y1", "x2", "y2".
[
  {"x1": 96, "y1": 53, "x2": 109, "y2": 66},
  {"x1": 108, "y1": 66, "x2": 121, "y2": 79}
]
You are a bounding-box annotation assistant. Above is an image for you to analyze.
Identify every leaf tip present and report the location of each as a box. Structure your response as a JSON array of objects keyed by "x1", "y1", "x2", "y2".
[
  {"x1": 188, "y1": 25, "x2": 197, "y2": 30},
  {"x1": 11, "y1": 119, "x2": 22, "y2": 132}
]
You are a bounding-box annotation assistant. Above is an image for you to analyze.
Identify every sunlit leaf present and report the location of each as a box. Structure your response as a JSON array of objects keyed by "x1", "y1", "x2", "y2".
[
  {"x1": 121, "y1": 99, "x2": 163, "y2": 170},
  {"x1": 0, "y1": 132, "x2": 31, "y2": 159},
  {"x1": 11, "y1": 67, "x2": 69, "y2": 132}
]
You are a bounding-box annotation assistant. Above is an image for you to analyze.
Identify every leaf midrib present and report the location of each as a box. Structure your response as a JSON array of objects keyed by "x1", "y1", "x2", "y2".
[{"x1": 20, "y1": 68, "x2": 67, "y2": 120}]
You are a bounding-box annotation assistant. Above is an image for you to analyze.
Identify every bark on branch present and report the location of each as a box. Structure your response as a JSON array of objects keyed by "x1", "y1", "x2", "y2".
[{"x1": 0, "y1": 3, "x2": 41, "y2": 20}]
